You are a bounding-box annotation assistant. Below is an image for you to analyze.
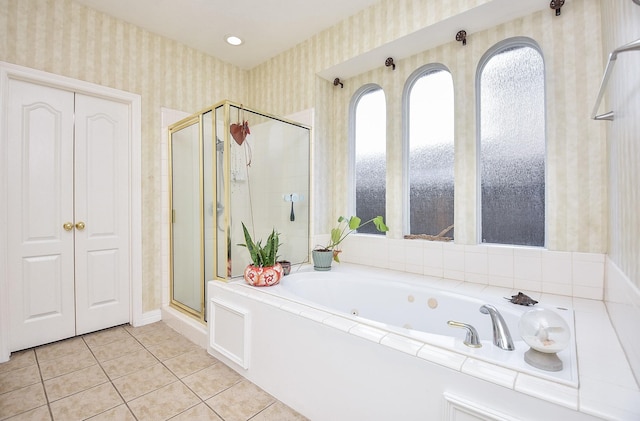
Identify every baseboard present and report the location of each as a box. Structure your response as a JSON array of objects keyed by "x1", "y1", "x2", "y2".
[
  {"x1": 134, "y1": 309, "x2": 162, "y2": 327},
  {"x1": 161, "y1": 306, "x2": 208, "y2": 349}
]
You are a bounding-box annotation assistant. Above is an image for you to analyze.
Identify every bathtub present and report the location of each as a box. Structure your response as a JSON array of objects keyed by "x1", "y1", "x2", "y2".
[
  {"x1": 208, "y1": 264, "x2": 592, "y2": 421},
  {"x1": 270, "y1": 268, "x2": 578, "y2": 385}
]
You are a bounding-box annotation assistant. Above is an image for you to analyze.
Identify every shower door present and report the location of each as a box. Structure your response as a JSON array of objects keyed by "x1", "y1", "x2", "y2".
[{"x1": 169, "y1": 116, "x2": 205, "y2": 319}]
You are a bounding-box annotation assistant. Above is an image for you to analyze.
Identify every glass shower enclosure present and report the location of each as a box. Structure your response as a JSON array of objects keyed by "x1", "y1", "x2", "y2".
[{"x1": 168, "y1": 101, "x2": 311, "y2": 321}]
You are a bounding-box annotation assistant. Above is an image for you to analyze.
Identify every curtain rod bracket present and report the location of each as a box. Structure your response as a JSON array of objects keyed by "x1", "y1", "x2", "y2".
[
  {"x1": 385, "y1": 57, "x2": 396, "y2": 70},
  {"x1": 550, "y1": 0, "x2": 565, "y2": 16},
  {"x1": 456, "y1": 30, "x2": 467, "y2": 46}
]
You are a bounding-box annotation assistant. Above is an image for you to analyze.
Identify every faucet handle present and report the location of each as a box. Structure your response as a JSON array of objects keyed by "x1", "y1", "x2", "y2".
[{"x1": 447, "y1": 320, "x2": 482, "y2": 348}]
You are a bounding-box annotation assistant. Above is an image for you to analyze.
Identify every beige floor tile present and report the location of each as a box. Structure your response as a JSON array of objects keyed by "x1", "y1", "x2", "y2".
[
  {"x1": 34, "y1": 337, "x2": 88, "y2": 362},
  {"x1": 205, "y1": 380, "x2": 275, "y2": 421},
  {"x1": 135, "y1": 326, "x2": 185, "y2": 348},
  {"x1": 182, "y1": 362, "x2": 242, "y2": 400},
  {"x1": 4, "y1": 405, "x2": 51, "y2": 421},
  {"x1": 0, "y1": 365, "x2": 41, "y2": 394},
  {"x1": 49, "y1": 383, "x2": 123, "y2": 421},
  {"x1": 90, "y1": 336, "x2": 144, "y2": 363},
  {"x1": 38, "y1": 348, "x2": 97, "y2": 380},
  {"x1": 128, "y1": 381, "x2": 200, "y2": 421},
  {"x1": 170, "y1": 402, "x2": 223, "y2": 421},
  {"x1": 100, "y1": 348, "x2": 158, "y2": 379},
  {"x1": 0, "y1": 383, "x2": 47, "y2": 420},
  {"x1": 124, "y1": 321, "x2": 173, "y2": 337},
  {"x1": 83, "y1": 326, "x2": 132, "y2": 349},
  {"x1": 112, "y1": 362, "x2": 178, "y2": 402},
  {"x1": 146, "y1": 336, "x2": 200, "y2": 361},
  {"x1": 163, "y1": 348, "x2": 219, "y2": 378},
  {"x1": 251, "y1": 402, "x2": 309, "y2": 421},
  {"x1": 44, "y1": 364, "x2": 108, "y2": 402},
  {"x1": 0, "y1": 350, "x2": 36, "y2": 375},
  {"x1": 85, "y1": 404, "x2": 136, "y2": 421}
]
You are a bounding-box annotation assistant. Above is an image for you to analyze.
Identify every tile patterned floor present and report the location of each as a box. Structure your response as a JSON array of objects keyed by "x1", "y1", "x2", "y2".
[{"x1": 0, "y1": 322, "x2": 308, "y2": 421}]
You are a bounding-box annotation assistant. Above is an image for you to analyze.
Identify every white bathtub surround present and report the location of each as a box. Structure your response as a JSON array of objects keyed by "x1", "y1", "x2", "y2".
[
  {"x1": 207, "y1": 264, "x2": 639, "y2": 420},
  {"x1": 605, "y1": 257, "x2": 640, "y2": 386},
  {"x1": 329, "y1": 235, "x2": 606, "y2": 300}
]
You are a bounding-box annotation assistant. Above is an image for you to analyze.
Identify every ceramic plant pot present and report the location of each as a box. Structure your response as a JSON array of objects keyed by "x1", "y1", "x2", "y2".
[
  {"x1": 243, "y1": 263, "x2": 283, "y2": 286},
  {"x1": 311, "y1": 250, "x2": 334, "y2": 271},
  {"x1": 277, "y1": 260, "x2": 292, "y2": 276}
]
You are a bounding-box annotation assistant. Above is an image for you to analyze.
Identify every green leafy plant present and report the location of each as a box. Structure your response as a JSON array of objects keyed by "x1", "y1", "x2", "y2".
[
  {"x1": 315, "y1": 215, "x2": 388, "y2": 262},
  {"x1": 238, "y1": 222, "x2": 281, "y2": 267}
]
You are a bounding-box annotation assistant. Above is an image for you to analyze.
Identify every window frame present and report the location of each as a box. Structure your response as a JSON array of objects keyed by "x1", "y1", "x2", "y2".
[
  {"x1": 348, "y1": 83, "x2": 385, "y2": 219},
  {"x1": 475, "y1": 36, "x2": 547, "y2": 247},
  {"x1": 402, "y1": 63, "x2": 454, "y2": 236}
]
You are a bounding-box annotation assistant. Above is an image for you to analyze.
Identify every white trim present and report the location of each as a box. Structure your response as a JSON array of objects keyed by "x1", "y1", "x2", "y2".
[
  {"x1": 0, "y1": 62, "x2": 142, "y2": 361},
  {"x1": 209, "y1": 297, "x2": 251, "y2": 369},
  {"x1": 139, "y1": 309, "x2": 163, "y2": 326}
]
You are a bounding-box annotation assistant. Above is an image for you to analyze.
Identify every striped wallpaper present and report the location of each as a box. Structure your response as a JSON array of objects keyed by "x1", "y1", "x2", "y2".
[
  {"x1": 250, "y1": 0, "x2": 607, "y2": 254},
  {"x1": 3, "y1": 0, "x2": 636, "y2": 310},
  {"x1": 0, "y1": 0, "x2": 248, "y2": 310}
]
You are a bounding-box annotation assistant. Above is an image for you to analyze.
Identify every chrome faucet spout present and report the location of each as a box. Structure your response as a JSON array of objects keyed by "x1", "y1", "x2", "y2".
[{"x1": 479, "y1": 304, "x2": 515, "y2": 351}]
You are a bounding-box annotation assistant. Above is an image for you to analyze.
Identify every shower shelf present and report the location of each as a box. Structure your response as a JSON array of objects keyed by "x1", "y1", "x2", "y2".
[{"x1": 591, "y1": 37, "x2": 640, "y2": 121}]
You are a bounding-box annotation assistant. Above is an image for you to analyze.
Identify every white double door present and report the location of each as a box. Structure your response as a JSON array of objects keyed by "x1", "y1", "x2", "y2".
[{"x1": 7, "y1": 79, "x2": 131, "y2": 351}]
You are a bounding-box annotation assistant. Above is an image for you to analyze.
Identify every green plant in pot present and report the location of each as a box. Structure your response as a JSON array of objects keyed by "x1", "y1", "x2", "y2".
[
  {"x1": 312, "y1": 215, "x2": 388, "y2": 271},
  {"x1": 238, "y1": 222, "x2": 284, "y2": 286}
]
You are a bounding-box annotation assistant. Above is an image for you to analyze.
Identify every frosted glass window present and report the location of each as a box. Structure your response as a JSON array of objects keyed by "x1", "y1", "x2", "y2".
[
  {"x1": 407, "y1": 68, "x2": 454, "y2": 237},
  {"x1": 353, "y1": 87, "x2": 386, "y2": 234},
  {"x1": 479, "y1": 43, "x2": 545, "y2": 246}
]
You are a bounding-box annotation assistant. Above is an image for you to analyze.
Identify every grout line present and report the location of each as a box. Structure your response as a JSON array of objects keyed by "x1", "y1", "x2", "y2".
[
  {"x1": 32, "y1": 348, "x2": 55, "y2": 421},
  {"x1": 81, "y1": 331, "x2": 140, "y2": 421}
]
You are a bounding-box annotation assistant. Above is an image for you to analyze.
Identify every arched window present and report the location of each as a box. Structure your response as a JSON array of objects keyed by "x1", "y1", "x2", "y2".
[
  {"x1": 403, "y1": 65, "x2": 455, "y2": 237},
  {"x1": 350, "y1": 85, "x2": 386, "y2": 234},
  {"x1": 477, "y1": 38, "x2": 546, "y2": 246}
]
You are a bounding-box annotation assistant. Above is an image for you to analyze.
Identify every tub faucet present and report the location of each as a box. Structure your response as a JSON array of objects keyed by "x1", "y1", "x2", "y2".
[{"x1": 479, "y1": 304, "x2": 515, "y2": 351}]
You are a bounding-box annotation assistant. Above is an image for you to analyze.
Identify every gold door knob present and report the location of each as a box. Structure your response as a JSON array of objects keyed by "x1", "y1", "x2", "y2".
[
  {"x1": 63, "y1": 222, "x2": 74, "y2": 231},
  {"x1": 75, "y1": 221, "x2": 85, "y2": 230}
]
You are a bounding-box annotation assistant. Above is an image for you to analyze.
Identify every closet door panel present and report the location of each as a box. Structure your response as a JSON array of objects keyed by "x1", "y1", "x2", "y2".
[
  {"x1": 7, "y1": 79, "x2": 76, "y2": 351},
  {"x1": 74, "y1": 93, "x2": 130, "y2": 334}
]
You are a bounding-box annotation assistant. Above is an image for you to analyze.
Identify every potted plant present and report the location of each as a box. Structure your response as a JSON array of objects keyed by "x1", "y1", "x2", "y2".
[
  {"x1": 238, "y1": 222, "x2": 284, "y2": 286},
  {"x1": 312, "y1": 215, "x2": 388, "y2": 271}
]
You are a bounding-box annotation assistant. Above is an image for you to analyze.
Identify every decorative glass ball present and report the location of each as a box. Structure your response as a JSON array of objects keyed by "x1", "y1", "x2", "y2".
[{"x1": 519, "y1": 307, "x2": 570, "y2": 353}]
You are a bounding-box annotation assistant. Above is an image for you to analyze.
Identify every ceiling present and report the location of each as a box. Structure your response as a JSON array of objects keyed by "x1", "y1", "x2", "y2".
[{"x1": 72, "y1": 0, "x2": 382, "y2": 70}]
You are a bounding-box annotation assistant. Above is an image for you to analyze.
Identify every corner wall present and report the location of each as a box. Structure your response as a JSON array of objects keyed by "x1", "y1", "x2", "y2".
[{"x1": 600, "y1": 0, "x2": 640, "y2": 383}]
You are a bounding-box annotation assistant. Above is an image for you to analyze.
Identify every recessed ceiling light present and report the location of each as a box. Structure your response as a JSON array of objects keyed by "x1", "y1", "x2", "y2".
[{"x1": 225, "y1": 35, "x2": 243, "y2": 46}]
